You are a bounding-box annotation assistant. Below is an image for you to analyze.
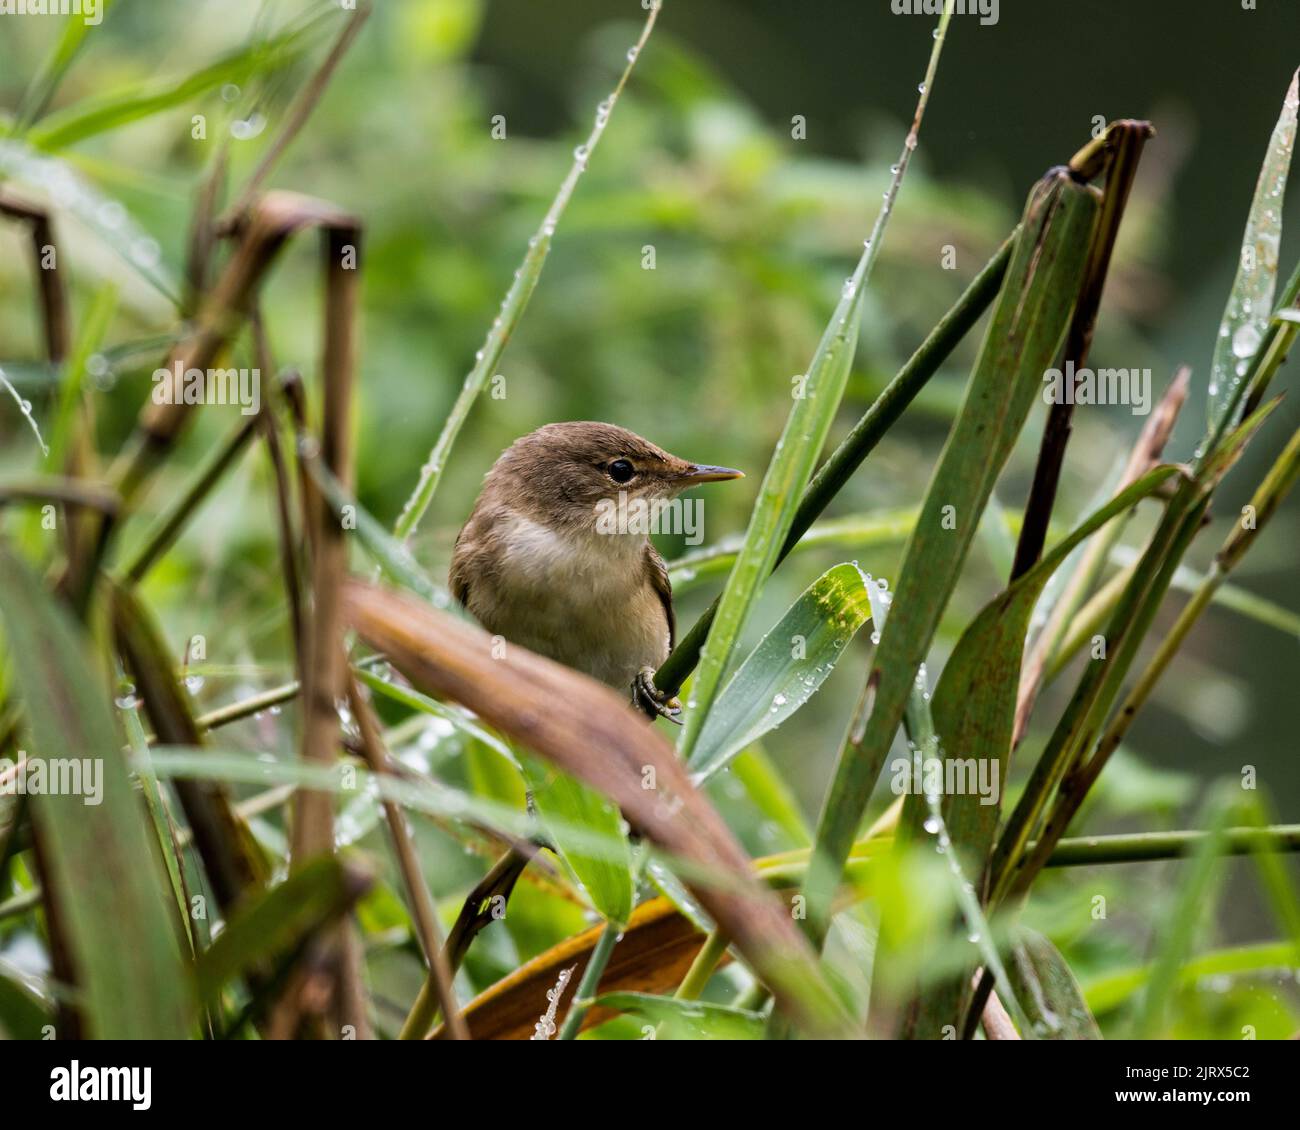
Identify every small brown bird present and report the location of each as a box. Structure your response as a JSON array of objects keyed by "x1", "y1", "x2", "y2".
[{"x1": 450, "y1": 422, "x2": 743, "y2": 719}]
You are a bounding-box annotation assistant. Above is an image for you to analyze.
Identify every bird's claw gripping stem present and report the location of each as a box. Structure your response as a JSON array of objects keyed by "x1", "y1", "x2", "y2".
[{"x1": 633, "y1": 667, "x2": 681, "y2": 724}]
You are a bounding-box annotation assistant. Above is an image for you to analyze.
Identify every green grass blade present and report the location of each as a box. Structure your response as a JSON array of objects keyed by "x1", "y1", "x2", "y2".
[
  {"x1": 0, "y1": 547, "x2": 191, "y2": 1038},
  {"x1": 995, "y1": 398, "x2": 1282, "y2": 901},
  {"x1": 145, "y1": 748, "x2": 633, "y2": 875},
  {"x1": 1132, "y1": 787, "x2": 1235, "y2": 1037},
  {"x1": 668, "y1": 508, "x2": 920, "y2": 593},
  {"x1": 674, "y1": 272, "x2": 863, "y2": 761},
  {"x1": 893, "y1": 667, "x2": 1032, "y2": 1040},
  {"x1": 11, "y1": 0, "x2": 115, "y2": 132},
  {"x1": 1109, "y1": 545, "x2": 1300, "y2": 639},
  {"x1": 906, "y1": 468, "x2": 1180, "y2": 1038},
  {"x1": 120, "y1": 700, "x2": 194, "y2": 956},
  {"x1": 676, "y1": 6, "x2": 957, "y2": 763},
  {"x1": 300, "y1": 446, "x2": 447, "y2": 604},
  {"x1": 44, "y1": 283, "x2": 116, "y2": 475},
  {"x1": 392, "y1": 4, "x2": 662, "y2": 541},
  {"x1": 354, "y1": 667, "x2": 517, "y2": 768},
  {"x1": 654, "y1": 231, "x2": 1018, "y2": 698}
]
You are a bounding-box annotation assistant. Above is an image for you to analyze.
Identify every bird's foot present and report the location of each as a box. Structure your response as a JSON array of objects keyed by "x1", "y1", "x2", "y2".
[{"x1": 632, "y1": 667, "x2": 682, "y2": 724}]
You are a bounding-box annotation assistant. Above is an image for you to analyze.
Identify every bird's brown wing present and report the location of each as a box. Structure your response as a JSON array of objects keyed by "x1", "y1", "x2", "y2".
[
  {"x1": 449, "y1": 522, "x2": 473, "y2": 608},
  {"x1": 645, "y1": 543, "x2": 675, "y2": 652}
]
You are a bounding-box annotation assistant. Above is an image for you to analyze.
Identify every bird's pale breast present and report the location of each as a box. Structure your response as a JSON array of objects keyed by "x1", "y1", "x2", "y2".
[{"x1": 462, "y1": 509, "x2": 670, "y2": 690}]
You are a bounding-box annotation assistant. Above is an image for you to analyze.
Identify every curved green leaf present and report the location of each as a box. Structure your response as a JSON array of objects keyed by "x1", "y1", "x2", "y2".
[
  {"x1": 593, "y1": 992, "x2": 764, "y2": 1040},
  {"x1": 1007, "y1": 928, "x2": 1101, "y2": 1040},
  {"x1": 0, "y1": 965, "x2": 50, "y2": 1040},
  {"x1": 689, "y1": 563, "x2": 876, "y2": 783}
]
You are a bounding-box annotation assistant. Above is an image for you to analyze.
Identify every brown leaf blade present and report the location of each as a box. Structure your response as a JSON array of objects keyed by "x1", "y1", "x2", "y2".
[{"x1": 342, "y1": 579, "x2": 850, "y2": 1036}]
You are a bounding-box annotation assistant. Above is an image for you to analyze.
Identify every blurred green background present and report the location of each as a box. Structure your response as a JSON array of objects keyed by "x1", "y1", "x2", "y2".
[{"x1": 1, "y1": 0, "x2": 1297, "y2": 1036}]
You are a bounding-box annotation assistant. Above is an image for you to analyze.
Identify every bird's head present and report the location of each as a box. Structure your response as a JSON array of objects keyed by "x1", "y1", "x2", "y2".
[{"x1": 486, "y1": 421, "x2": 743, "y2": 533}]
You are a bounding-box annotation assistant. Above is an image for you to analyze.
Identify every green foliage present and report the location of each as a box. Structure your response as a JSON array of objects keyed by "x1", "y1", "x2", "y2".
[{"x1": 0, "y1": 1, "x2": 1296, "y2": 1045}]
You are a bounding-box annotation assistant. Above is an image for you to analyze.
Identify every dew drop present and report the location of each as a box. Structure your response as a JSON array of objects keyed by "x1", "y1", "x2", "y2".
[
  {"x1": 1231, "y1": 322, "x2": 1263, "y2": 359},
  {"x1": 96, "y1": 200, "x2": 126, "y2": 230},
  {"x1": 230, "y1": 112, "x2": 267, "y2": 141},
  {"x1": 130, "y1": 238, "x2": 161, "y2": 269}
]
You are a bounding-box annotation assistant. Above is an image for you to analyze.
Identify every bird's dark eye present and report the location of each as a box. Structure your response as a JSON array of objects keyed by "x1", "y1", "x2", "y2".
[{"x1": 607, "y1": 459, "x2": 635, "y2": 484}]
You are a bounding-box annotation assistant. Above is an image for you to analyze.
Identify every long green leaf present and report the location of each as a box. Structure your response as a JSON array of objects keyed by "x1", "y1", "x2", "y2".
[
  {"x1": 0, "y1": 548, "x2": 191, "y2": 1038},
  {"x1": 195, "y1": 857, "x2": 365, "y2": 1009},
  {"x1": 0, "y1": 140, "x2": 180, "y2": 302},
  {"x1": 11, "y1": 0, "x2": 115, "y2": 132},
  {"x1": 45, "y1": 283, "x2": 116, "y2": 475},
  {"x1": 923, "y1": 467, "x2": 1179, "y2": 859},
  {"x1": 25, "y1": 11, "x2": 333, "y2": 150},
  {"x1": 1207, "y1": 69, "x2": 1297, "y2": 433},
  {"x1": 144, "y1": 749, "x2": 632, "y2": 874},
  {"x1": 1084, "y1": 941, "x2": 1298, "y2": 1015},
  {"x1": 801, "y1": 169, "x2": 1099, "y2": 948},
  {"x1": 993, "y1": 397, "x2": 1283, "y2": 903},
  {"x1": 355, "y1": 667, "x2": 516, "y2": 768},
  {"x1": 520, "y1": 751, "x2": 634, "y2": 927},
  {"x1": 668, "y1": 508, "x2": 919, "y2": 594},
  {"x1": 301, "y1": 450, "x2": 447, "y2": 604}
]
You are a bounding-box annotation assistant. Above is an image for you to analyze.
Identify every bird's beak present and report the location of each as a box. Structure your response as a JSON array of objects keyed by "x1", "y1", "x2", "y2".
[{"x1": 679, "y1": 463, "x2": 745, "y2": 483}]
